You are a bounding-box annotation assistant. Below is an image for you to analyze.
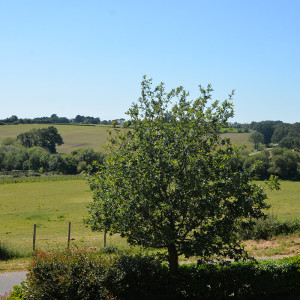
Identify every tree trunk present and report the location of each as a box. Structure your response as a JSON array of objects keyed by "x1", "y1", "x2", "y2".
[{"x1": 167, "y1": 243, "x2": 179, "y2": 276}]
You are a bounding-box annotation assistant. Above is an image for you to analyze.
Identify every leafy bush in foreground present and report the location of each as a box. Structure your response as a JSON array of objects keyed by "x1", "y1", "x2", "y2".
[
  {"x1": 19, "y1": 250, "x2": 300, "y2": 299},
  {"x1": 24, "y1": 250, "x2": 117, "y2": 299}
]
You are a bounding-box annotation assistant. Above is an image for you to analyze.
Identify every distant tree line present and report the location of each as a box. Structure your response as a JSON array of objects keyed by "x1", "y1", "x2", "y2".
[
  {"x1": 231, "y1": 147, "x2": 300, "y2": 181},
  {"x1": 0, "y1": 126, "x2": 105, "y2": 174},
  {"x1": 0, "y1": 114, "x2": 125, "y2": 126},
  {"x1": 250, "y1": 121, "x2": 300, "y2": 150},
  {"x1": 0, "y1": 145, "x2": 105, "y2": 175}
]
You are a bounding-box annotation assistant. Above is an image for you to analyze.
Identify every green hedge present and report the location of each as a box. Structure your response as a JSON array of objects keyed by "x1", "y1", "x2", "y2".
[{"x1": 17, "y1": 251, "x2": 300, "y2": 299}]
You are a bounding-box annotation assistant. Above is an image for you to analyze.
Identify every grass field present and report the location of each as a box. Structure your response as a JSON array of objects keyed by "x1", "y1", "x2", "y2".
[
  {"x1": 222, "y1": 132, "x2": 253, "y2": 149},
  {"x1": 267, "y1": 180, "x2": 300, "y2": 220},
  {"x1": 0, "y1": 179, "x2": 298, "y2": 253},
  {"x1": 1, "y1": 179, "x2": 300, "y2": 271},
  {"x1": 0, "y1": 124, "x2": 255, "y2": 153},
  {"x1": 0, "y1": 180, "x2": 129, "y2": 257}
]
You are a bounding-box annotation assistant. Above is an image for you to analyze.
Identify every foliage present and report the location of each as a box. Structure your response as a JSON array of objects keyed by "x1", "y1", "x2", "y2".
[
  {"x1": 250, "y1": 121, "x2": 281, "y2": 145},
  {"x1": 271, "y1": 151, "x2": 299, "y2": 179},
  {"x1": 241, "y1": 148, "x2": 300, "y2": 180},
  {"x1": 0, "y1": 146, "x2": 105, "y2": 175},
  {"x1": 17, "y1": 126, "x2": 63, "y2": 153},
  {"x1": 249, "y1": 131, "x2": 264, "y2": 149},
  {"x1": 250, "y1": 121, "x2": 300, "y2": 150},
  {"x1": 6, "y1": 282, "x2": 27, "y2": 299},
  {"x1": 24, "y1": 250, "x2": 117, "y2": 299},
  {"x1": 17, "y1": 251, "x2": 300, "y2": 299},
  {"x1": 0, "y1": 114, "x2": 125, "y2": 126},
  {"x1": 85, "y1": 76, "x2": 276, "y2": 274}
]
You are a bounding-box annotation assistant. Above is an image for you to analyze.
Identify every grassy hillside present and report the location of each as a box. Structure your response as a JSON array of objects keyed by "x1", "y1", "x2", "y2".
[
  {"x1": 0, "y1": 124, "x2": 114, "y2": 153},
  {"x1": 0, "y1": 124, "x2": 255, "y2": 153},
  {"x1": 222, "y1": 132, "x2": 253, "y2": 149}
]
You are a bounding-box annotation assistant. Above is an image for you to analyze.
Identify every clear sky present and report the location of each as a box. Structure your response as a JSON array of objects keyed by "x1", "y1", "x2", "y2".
[{"x1": 1, "y1": 0, "x2": 299, "y2": 123}]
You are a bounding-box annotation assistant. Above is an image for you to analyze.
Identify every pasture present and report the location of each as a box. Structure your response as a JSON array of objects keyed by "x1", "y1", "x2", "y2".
[
  {"x1": 0, "y1": 180, "x2": 128, "y2": 256},
  {"x1": 0, "y1": 124, "x2": 255, "y2": 153},
  {"x1": 0, "y1": 124, "x2": 114, "y2": 153},
  {"x1": 267, "y1": 180, "x2": 300, "y2": 220},
  {"x1": 0, "y1": 179, "x2": 299, "y2": 255}
]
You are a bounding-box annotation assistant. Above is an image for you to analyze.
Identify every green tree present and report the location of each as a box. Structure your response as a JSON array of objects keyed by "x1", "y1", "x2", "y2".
[
  {"x1": 271, "y1": 150, "x2": 299, "y2": 179},
  {"x1": 86, "y1": 77, "x2": 277, "y2": 275},
  {"x1": 251, "y1": 121, "x2": 281, "y2": 145},
  {"x1": 27, "y1": 147, "x2": 50, "y2": 171},
  {"x1": 17, "y1": 126, "x2": 63, "y2": 153},
  {"x1": 39, "y1": 126, "x2": 63, "y2": 153},
  {"x1": 271, "y1": 123, "x2": 292, "y2": 144},
  {"x1": 249, "y1": 132, "x2": 264, "y2": 149}
]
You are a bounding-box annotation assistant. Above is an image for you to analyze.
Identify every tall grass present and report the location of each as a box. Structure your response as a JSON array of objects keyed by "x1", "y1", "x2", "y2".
[{"x1": 0, "y1": 241, "x2": 29, "y2": 260}]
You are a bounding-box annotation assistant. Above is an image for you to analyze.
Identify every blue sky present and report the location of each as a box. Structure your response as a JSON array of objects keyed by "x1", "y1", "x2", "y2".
[{"x1": 1, "y1": 0, "x2": 299, "y2": 123}]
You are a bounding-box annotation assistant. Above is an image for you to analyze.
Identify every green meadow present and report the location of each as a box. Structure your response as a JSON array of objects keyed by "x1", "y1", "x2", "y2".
[
  {"x1": 0, "y1": 180, "x2": 129, "y2": 255},
  {"x1": 0, "y1": 124, "x2": 255, "y2": 153},
  {"x1": 0, "y1": 179, "x2": 299, "y2": 256},
  {"x1": 266, "y1": 180, "x2": 300, "y2": 220}
]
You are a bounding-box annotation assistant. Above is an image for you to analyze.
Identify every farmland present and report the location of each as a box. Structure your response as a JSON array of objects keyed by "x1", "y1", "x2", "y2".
[
  {"x1": 1, "y1": 124, "x2": 300, "y2": 272},
  {"x1": 0, "y1": 180, "x2": 128, "y2": 256},
  {"x1": 0, "y1": 124, "x2": 254, "y2": 153},
  {"x1": 0, "y1": 124, "x2": 114, "y2": 153},
  {"x1": 0, "y1": 179, "x2": 299, "y2": 258}
]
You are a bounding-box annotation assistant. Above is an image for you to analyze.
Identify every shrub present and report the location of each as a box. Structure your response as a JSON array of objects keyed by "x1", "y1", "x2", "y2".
[
  {"x1": 20, "y1": 250, "x2": 300, "y2": 299},
  {"x1": 109, "y1": 254, "x2": 171, "y2": 299},
  {"x1": 24, "y1": 250, "x2": 117, "y2": 299}
]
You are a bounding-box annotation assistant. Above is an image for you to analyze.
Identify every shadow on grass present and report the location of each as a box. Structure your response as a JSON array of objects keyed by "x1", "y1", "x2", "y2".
[{"x1": 0, "y1": 241, "x2": 30, "y2": 261}]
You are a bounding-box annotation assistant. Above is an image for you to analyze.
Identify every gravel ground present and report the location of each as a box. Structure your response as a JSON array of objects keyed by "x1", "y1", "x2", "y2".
[{"x1": 0, "y1": 271, "x2": 27, "y2": 296}]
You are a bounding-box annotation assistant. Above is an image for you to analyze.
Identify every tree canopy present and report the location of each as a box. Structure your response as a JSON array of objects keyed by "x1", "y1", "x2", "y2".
[
  {"x1": 17, "y1": 126, "x2": 63, "y2": 153},
  {"x1": 249, "y1": 131, "x2": 264, "y2": 149},
  {"x1": 85, "y1": 76, "x2": 277, "y2": 274}
]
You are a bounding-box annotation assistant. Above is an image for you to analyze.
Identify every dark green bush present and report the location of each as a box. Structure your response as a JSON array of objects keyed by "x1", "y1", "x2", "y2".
[
  {"x1": 22, "y1": 250, "x2": 300, "y2": 299},
  {"x1": 24, "y1": 250, "x2": 117, "y2": 299},
  {"x1": 109, "y1": 254, "x2": 172, "y2": 299}
]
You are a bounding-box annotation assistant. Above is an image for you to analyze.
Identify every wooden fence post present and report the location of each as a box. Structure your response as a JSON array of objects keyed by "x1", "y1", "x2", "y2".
[
  {"x1": 67, "y1": 222, "x2": 71, "y2": 249},
  {"x1": 33, "y1": 224, "x2": 36, "y2": 251},
  {"x1": 104, "y1": 229, "x2": 107, "y2": 248}
]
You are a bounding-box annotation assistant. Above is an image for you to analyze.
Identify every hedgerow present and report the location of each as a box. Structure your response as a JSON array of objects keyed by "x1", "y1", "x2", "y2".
[{"x1": 15, "y1": 250, "x2": 300, "y2": 299}]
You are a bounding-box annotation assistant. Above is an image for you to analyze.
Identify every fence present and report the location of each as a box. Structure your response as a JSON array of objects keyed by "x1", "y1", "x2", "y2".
[{"x1": 30, "y1": 223, "x2": 107, "y2": 252}]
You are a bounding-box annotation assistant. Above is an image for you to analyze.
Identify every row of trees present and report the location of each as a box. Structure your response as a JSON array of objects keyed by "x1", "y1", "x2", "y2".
[
  {"x1": 233, "y1": 148, "x2": 300, "y2": 180},
  {"x1": 0, "y1": 114, "x2": 125, "y2": 126},
  {"x1": 0, "y1": 145, "x2": 105, "y2": 174},
  {"x1": 250, "y1": 121, "x2": 300, "y2": 149}
]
